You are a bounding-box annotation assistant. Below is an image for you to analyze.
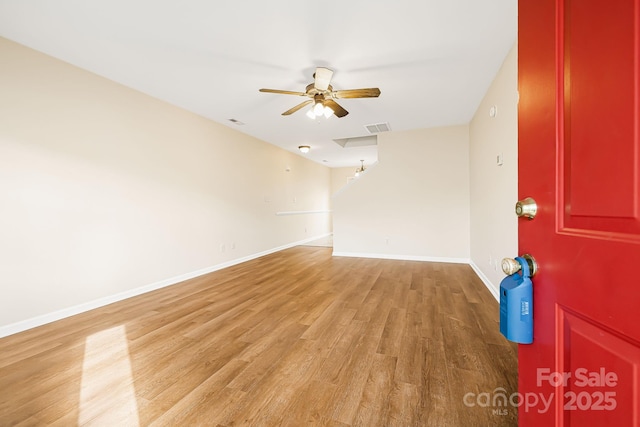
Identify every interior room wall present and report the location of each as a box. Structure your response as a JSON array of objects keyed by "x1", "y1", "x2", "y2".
[
  {"x1": 330, "y1": 167, "x2": 357, "y2": 196},
  {"x1": 469, "y1": 43, "x2": 518, "y2": 298},
  {"x1": 332, "y1": 125, "x2": 471, "y2": 261},
  {"x1": 0, "y1": 38, "x2": 331, "y2": 335}
]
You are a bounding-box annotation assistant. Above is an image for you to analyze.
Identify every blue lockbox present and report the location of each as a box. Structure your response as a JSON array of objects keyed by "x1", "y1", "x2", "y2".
[{"x1": 499, "y1": 256, "x2": 533, "y2": 344}]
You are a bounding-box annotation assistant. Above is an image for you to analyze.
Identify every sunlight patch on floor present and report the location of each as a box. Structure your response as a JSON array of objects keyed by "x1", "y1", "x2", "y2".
[{"x1": 78, "y1": 325, "x2": 140, "y2": 426}]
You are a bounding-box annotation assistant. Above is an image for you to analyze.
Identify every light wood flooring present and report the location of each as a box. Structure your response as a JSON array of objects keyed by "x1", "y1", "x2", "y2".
[{"x1": 0, "y1": 247, "x2": 517, "y2": 426}]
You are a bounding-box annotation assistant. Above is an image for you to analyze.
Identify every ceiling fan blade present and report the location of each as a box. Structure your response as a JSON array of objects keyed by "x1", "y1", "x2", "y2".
[
  {"x1": 282, "y1": 99, "x2": 313, "y2": 115},
  {"x1": 333, "y1": 88, "x2": 381, "y2": 99},
  {"x1": 324, "y1": 99, "x2": 349, "y2": 118},
  {"x1": 260, "y1": 88, "x2": 307, "y2": 96},
  {"x1": 314, "y1": 67, "x2": 334, "y2": 91}
]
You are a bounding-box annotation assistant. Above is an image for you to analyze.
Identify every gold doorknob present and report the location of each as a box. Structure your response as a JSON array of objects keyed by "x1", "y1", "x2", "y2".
[
  {"x1": 501, "y1": 254, "x2": 538, "y2": 276},
  {"x1": 515, "y1": 197, "x2": 537, "y2": 219}
]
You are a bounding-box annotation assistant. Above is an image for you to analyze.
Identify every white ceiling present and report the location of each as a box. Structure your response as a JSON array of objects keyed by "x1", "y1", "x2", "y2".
[{"x1": 0, "y1": 0, "x2": 517, "y2": 168}]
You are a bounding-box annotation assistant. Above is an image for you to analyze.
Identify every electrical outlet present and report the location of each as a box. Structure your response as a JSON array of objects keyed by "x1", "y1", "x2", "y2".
[
  {"x1": 220, "y1": 244, "x2": 226, "y2": 253},
  {"x1": 231, "y1": 242, "x2": 236, "y2": 250}
]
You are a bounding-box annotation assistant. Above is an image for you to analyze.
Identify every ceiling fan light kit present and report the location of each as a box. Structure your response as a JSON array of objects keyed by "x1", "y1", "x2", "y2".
[
  {"x1": 306, "y1": 104, "x2": 334, "y2": 120},
  {"x1": 260, "y1": 67, "x2": 381, "y2": 119},
  {"x1": 313, "y1": 100, "x2": 325, "y2": 116}
]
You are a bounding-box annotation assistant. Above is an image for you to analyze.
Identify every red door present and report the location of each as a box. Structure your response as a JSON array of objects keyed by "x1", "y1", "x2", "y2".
[{"x1": 518, "y1": 0, "x2": 640, "y2": 425}]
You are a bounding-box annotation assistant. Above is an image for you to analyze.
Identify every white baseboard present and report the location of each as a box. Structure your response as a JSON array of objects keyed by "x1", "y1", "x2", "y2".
[
  {"x1": 331, "y1": 251, "x2": 469, "y2": 264},
  {"x1": 469, "y1": 261, "x2": 500, "y2": 301},
  {"x1": 0, "y1": 234, "x2": 331, "y2": 338}
]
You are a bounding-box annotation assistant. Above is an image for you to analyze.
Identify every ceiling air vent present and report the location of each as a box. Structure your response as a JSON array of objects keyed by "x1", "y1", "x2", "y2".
[{"x1": 364, "y1": 122, "x2": 391, "y2": 134}]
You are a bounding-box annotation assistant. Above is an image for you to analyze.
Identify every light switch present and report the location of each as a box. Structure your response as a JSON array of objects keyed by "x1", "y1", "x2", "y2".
[{"x1": 497, "y1": 153, "x2": 504, "y2": 166}]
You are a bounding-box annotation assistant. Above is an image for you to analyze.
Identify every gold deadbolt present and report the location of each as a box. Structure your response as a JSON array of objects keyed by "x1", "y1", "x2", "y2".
[
  {"x1": 515, "y1": 197, "x2": 537, "y2": 219},
  {"x1": 501, "y1": 254, "x2": 538, "y2": 276}
]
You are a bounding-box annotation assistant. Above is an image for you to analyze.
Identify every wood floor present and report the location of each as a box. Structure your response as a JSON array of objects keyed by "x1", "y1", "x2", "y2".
[{"x1": 0, "y1": 247, "x2": 518, "y2": 426}]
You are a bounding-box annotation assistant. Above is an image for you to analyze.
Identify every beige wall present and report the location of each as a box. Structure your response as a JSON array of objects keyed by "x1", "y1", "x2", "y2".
[
  {"x1": 0, "y1": 38, "x2": 331, "y2": 335},
  {"x1": 330, "y1": 166, "x2": 357, "y2": 196},
  {"x1": 332, "y1": 126, "x2": 470, "y2": 261},
  {"x1": 469, "y1": 44, "x2": 518, "y2": 297}
]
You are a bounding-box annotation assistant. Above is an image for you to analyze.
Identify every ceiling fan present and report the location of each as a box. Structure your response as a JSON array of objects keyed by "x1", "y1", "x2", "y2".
[{"x1": 259, "y1": 67, "x2": 381, "y2": 119}]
